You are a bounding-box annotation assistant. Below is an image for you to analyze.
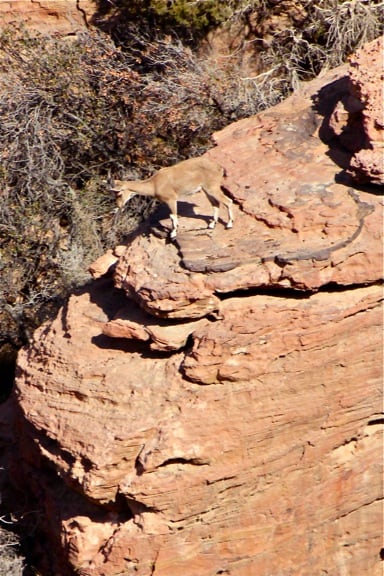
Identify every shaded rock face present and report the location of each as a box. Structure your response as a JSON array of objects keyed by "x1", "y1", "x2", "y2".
[
  {"x1": 12, "y1": 40, "x2": 383, "y2": 575},
  {"x1": 328, "y1": 36, "x2": 384, "y2": 185}
]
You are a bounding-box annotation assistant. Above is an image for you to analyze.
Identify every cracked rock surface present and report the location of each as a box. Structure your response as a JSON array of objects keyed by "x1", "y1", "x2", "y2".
[{"x1": 12, "y1": 40, "x2": 384, "y2": 576}]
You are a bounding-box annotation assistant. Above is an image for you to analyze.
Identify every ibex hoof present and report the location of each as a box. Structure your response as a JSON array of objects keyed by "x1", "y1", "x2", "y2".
[
  {"x1": 208, "y1": 221, "x2": 216, "y2": 229},
  {"x1": 226, "y1": 222, "x2": 233, "y2": 229}
]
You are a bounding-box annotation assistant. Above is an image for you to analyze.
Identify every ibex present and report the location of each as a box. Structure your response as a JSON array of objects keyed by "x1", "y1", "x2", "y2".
[{"x1": 108, "y1": 157, "x2": 233, "y2": 239}]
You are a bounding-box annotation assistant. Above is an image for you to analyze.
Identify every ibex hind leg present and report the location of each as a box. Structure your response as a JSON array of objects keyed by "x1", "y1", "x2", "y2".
[
  {"x1": 169, "y1": 215, "x2": 178, "y2": 238},
  {"x1": 206, "y1": 188, "x2": 233, "y2": 230},
  {"x1": 203, "y1": 188, "x2": 220, "y2": 229},
  {"x1": 225, "y1": 197, "x2": 233, "y2": 229}
]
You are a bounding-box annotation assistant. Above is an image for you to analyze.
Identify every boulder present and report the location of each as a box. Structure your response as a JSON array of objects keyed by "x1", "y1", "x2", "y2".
[
  {"x1": 329, "y1": 36, "x2": 384, "y2": 184},
  {"x1": 14, "y1": 280, "x2": 383, "y2": 575},
  {"x1": 12, "y1": 40, "x2": 384, "y2": 575},
  {"x1": 112, "y1": 59, "x2": 382, "y2": 320}
]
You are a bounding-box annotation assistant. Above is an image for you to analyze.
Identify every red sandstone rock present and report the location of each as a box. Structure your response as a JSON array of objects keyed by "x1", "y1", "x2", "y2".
[
  {"x1": 328, "y1": 36, "x2": 384, "y2": 185},
  {"x1": 102, "y1": 302, "x2": 209, "y2": 351},
  {"x1": 111, "y1": 64, "x2": 382, "y2": 320},
  {"x1": 14, "y1": 280, "x2": 383, "y2": 575},
  {"x1": 12, "y1": 40, "x2": 384, "y2": 576},
  {"x1": 88, "y1": 246, "x2": 126, "y2": 279},
  {"x1": 0, "y1": 1, "x2": 95, "y2": 35}
]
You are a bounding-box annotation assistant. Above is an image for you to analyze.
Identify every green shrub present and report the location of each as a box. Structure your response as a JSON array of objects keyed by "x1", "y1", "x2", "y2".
[
  {"x1": 150, "y1": 0, "x2": 232, "y2": 33},
  {"x1": 92, "y1": 0, "x2": 238, "y2": 40}
]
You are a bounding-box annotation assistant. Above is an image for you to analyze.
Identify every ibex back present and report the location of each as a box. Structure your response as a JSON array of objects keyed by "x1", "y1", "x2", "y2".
[{"x1": 109, "y1": 157, "x2": 233, "y2": 239}]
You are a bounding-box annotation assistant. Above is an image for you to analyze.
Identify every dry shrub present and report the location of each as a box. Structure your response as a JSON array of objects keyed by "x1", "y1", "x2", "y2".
[
  {"x1": 0, "y1": 29, "x2": 139, "y2": 345},
  {"x1": 316, "y1": 0, "x2": 383, "y2": 65},
  {"x1": 259, "y1": 0, "x2": 384, "y2": 91},
  {"x1": 0, "y1": 525, "x2": 24, "y2": 576}
]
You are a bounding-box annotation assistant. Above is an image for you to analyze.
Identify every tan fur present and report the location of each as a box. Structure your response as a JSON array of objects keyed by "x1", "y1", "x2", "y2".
[{"x1": 109, "y1": 157, "x2": 233, "y2": 239}]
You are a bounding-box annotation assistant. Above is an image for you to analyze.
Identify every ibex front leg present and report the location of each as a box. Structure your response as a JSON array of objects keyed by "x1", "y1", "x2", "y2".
[
  {"x1": 208, "y1": 205, "x2": 219, "y2": 229},
  {"x1": 204, "y1": 188, "x2": 234, "y2": 230},
  {"x1": 167, "y1": 198, "x2": 178, "y2": 239}
]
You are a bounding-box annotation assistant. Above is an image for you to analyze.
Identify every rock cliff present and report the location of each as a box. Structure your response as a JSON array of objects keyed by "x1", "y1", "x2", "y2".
[{"x1": 12, "y1": 39, "x2": 383, "y2": 575}]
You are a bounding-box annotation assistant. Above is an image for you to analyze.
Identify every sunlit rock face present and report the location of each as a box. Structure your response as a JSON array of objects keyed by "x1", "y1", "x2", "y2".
[
  {"x1": 13, "y1": 39, "x2": 383, "y2": 576},
  {"x1": 0, "y1": 1, "x2": 96, "y2": 35}
]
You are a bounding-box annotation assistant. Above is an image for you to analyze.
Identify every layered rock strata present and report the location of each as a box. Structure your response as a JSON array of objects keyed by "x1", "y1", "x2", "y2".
[{"x1": 12, "y1": 39, "x2": 383, "y2": 575}]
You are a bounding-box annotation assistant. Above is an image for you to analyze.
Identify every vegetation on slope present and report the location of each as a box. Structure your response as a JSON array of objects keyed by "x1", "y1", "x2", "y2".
[
  {"x1": 93, "y1": 0, "x2": 383, "y2": 57},
  {"x1": 0, "y1": 28, "x2": 262, "y2": 339}
]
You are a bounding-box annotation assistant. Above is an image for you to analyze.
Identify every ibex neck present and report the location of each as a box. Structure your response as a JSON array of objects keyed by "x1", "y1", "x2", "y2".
[{"x1": 128, "y1": 179, "x2": 155, "y2": 196}]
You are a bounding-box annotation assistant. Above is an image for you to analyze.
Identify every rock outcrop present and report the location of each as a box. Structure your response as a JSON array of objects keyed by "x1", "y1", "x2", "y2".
[
  {"x1": 12, "y1": 40, "x2": 383, "y2": 575},
  {"x1": 0, "y1": 1, "x2": 94, "y2": 35},
  {"x1": 328, "y1": 36, "x2": 384, "y2": 185}
]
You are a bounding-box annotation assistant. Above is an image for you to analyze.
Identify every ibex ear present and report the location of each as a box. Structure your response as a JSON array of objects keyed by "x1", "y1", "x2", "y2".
[{"x1": 107, "y1": 170, "x2": 115, "y2": 189}]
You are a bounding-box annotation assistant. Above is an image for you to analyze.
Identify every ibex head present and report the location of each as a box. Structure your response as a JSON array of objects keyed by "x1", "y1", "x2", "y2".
[{"x1": 107, "y1": 172, "x2": 137, "y2": 209}]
